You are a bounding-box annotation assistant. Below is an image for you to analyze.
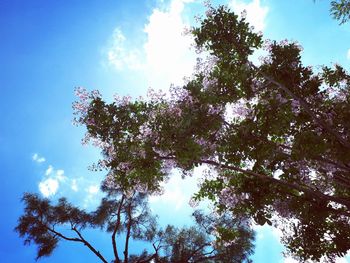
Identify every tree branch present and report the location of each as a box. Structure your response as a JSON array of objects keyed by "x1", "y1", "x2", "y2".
[
  {"x1": 123, "y1": 201, "x2": 133, "y2": 263},
  {"x1": 112, "y1": 194, "x2": 125, "y2": 263},
  {"x1": 72, "y1": 227, "x2": 108, "y2": 263},
  {"x1": 186, "y1": 242, "x2": 212, "y2": 261},
  {"x1": 46, "y1": 226, "x2": 81, "y2": 243},
  {"x1": 200, "y1": 159, "x2": 350, "y2": 209}
]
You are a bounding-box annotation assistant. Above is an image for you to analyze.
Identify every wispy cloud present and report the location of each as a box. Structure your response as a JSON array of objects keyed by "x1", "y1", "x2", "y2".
[
  {"x1": 71, "y1": 178, "x2": 78, "y2": 192},
  {"x1": 347, "y1": 48, "x2": 350, "y2": 60},
  {"x1": 56, "y1": 170, "x2": 66, "y2": 182},
  {"x1": 107, "y1": 28, "x2": 143, "y2": 70},
  {"x1": 229, "y1": 0, "x2": 269, "y2": 32},
  {"x1": 32, "y1": 153, "x2": 45, "y2": 163},
  {"x1": 45, "y1": 165, "x2": 53, "y2": 176},
  {"x1": 83, "y1": 184, "x2": 102, "y2": 209}
]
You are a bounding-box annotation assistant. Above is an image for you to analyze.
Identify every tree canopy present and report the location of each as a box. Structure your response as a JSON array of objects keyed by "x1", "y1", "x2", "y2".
[
  {"x1": 330, "y1": 0, "x2": 350, "y2": 24},
  {"x1": 17, "y1": 2, "x2": 350, "y2": 263}
]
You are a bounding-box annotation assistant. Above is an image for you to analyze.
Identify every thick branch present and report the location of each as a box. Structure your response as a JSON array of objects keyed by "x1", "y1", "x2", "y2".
[
  {"x1": 201, "y1": 159, "x2": 350, "y2": 209},
  {"x1": 46, "y1": 226, "x2": 81, "y2": 243},
  {"x1": 112, "y1": 194, "x2": 125, "y2": 263},
  {"x1": 123, "y1": 202, "x2": 133, "y2": 263},
  {"x1": 72, "y1": 227, "x2": 108, "y2": 263},
  {"x1": 248, "y1": 127, "x2": 350, "y2": 173},
  {"x1": 225, "y1": 119, "x2": 350, "y2": 174}
]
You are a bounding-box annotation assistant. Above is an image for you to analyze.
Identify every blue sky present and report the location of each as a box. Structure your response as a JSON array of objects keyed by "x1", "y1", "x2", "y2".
[{"x1": 1, "y1": 0, "x2": 350, "y2": 262}]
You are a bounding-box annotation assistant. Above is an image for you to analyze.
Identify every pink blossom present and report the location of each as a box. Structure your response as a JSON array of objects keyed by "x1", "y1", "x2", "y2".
[
  {"x1": 232, "y1": 100, "x2": 252, "y2": 118},
  {"x1": 208, "y1": 105, "x2": 222, "y2": 115},
  {"x1": 86, "y1": 118, "x2": 95, "y2": 126},
  {"x1": 104, "y1": 172, "x2": 118, "y2": 189},
  {"x1": 195, "y1": 138, "x2": 207, "y2": 147},
  {"x1": 147, "y1": 88, "x2": 166, "y2": 102},
  {"x1": 280, "y1": 39, "x2": 289, "y2": 46},
  {"x1": 113, "y1": 94, "x2": 132, "y2": 106},
  {"x1": 138, "y1": 124, "x2": 154, "y2": 140},
  {"x1": 258, "y1": 55, "x2": 272, "y2": 64},
  {"x1": 134, "y1": 183, "x2": 148, "y2": 193},
  {"x1": 161, "y1": 159, "x2": 177, "y2": 174},
  {"x1": 219, "y1": 187, "x2": 239, "y2": 207},
  {"x1": 203, "y1": 0, "x2": 212, "y2": 8},
  {"x1": 90, "y1": 90, "x2": 101, "y2": 99},
  {"x1": 189, "y1": 197, "x2": 199, "y2": 208},
  {"x1": 169, "y1": 105, "x2": 182, "y2": 117},
  {"x1": 205, "y1": 8, "x2": 214, "y2": 17},
  {"x1": 203, "y1": 76, "x2": 218, "y2": 89},
  {"x1": 118, "y1": 162, "x2": 131, "y2": 172},
  {"x1": 74, "y1": 87, "x2": 89, "y2": 100},
  {"x1": 262, "y1": 39, "x2": 273, "y2": 52},
  {"x1": 276, "y1": 93, "x2": 288, "y2": 104},
  {"x1": 291, "y1": 99, "x2": 300, "y2": 115},
  {"x1": 81, "y1": 133, "x2": 91, "y2": 145},
  {"x1": 169, "y1": 84, "x2": 191, "y2": 103}
]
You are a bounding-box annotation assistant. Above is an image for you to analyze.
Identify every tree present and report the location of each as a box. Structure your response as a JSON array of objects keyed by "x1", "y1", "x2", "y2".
[
  {"x1": 70, "y1": 4, "x2": 350, "y2": 262},
  {"x1": 16, "y1": 171, "x2": 254, "y2": 262},
  {"x1": 313, "y1": 0, "x2": 350, "y2": 24},
  {"x1": 330, "y1": 0, "x2": 350, "y2": 24}
]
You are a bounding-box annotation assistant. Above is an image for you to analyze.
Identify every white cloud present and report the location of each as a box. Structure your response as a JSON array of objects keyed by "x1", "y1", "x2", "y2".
[
  {"x1": 71, "y1": 179, "x2": 78, "y2": 192},
  {"x1": 32, "y1": 153, "x2": 45, "y2": 163},
  {"x1": 347, "y1": 48, "x2": 350, "y2": 60},
  {"x1": 39, "y1": 178, "x2": 59, "y2": 197},
  {"x1": 82, "y1": 184, "x2": 104, "y2": 210},
  {"x1": 229, "y1": 0, "x2": 269, "y2": 32},
  {"x1": 87, "y1": 185, "x2": 99, "y2": 195},
  {"x1": 45, "y1": 165, "x2": 53, "y2": 176},
  {"x1": 38, "y1": 165, "x2": 68, "y2": 197},
  {"x1": 143, "y1": 0, "x2": 196, "y2": 89},
  {"x1": 107, "y1": 28, "x2": 143, "y2": 70},
  {"x1": 106, "y1": 0, "x2": 196, "y2": 90},
  {"x1": 56, "y1": 169, "x2": 66, "y2": 182},
  {"x1": 149, "y1": 166, "x2": 206, "y2": 211},
  {"x1": 150, "y1": 174, "x2": 186, "y2": 210}
]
